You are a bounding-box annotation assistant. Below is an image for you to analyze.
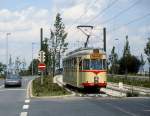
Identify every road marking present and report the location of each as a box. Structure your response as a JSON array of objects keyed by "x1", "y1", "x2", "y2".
[
  {"x1": 143, "y1": 109, "x2": 150, "y2": 112},
  {"x1": 25, "y1": 99, "x2": 30, "y2": 103},
  {"x1": 26, "y1": 80, "x2": 32, "y2": 99},
  {"x1": 0, "y1": 89, "x2": 26, "y2": 91},
  {"x1": 0, "y1": 85, "x2": 4, "y2": 88},
  {"x1": 23, "y1": 105, "x2": 29, "y2": 110},
  {"x1": 106, "y1": 103, "x2": 137, "y2": 116},
  {"x1": 20, "y1": 112, "x2": 28, "y2": 116},
  {"x1": 136, "y1": 102, "x2": 150, "y2": 108}
]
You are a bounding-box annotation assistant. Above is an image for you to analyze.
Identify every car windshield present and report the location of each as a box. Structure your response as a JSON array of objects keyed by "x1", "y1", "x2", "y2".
[{"x1": 7, "y1": 75, "x2": 20, "y2": 79}]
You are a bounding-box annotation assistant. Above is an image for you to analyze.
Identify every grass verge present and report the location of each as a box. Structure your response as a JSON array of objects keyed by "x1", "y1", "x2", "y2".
[
  {"x1": 32, "y1": 76, "x2": 70, "y2": 97},
  {"x1": 108, "y1": 76, "x2": 150, "y2": 88}
]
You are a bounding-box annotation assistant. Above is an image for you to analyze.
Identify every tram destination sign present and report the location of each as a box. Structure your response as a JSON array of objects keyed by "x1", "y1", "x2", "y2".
[{"x1": 90, "y1": 53, "x2": 102, "y2": 59}]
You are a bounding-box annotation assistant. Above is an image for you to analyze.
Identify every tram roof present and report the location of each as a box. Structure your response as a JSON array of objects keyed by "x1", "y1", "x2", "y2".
[{"x1": 64, "y1": 47, "x2": 106, "y2": 59}]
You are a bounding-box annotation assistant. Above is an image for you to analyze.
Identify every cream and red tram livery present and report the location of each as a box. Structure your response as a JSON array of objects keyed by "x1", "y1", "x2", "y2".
[{"x1": 63, "y1": 48, "x2": 107, "y2": 89}]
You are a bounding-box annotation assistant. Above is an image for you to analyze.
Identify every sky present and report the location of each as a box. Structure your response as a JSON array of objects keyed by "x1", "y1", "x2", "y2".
[{"x1": 0, "y1": 0, "x2": 150, "y2": 70}]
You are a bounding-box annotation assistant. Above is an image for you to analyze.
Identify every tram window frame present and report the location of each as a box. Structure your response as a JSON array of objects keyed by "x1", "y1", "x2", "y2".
[
  {"x1": 103, "y1": 59, "x2": 107, "y2": 70},
  {"x1": 73, "y1": 58, "x2": 76, "y2": 71},
  {"x1": 79, "y1": 60, "x2": 82, "y2": 70},
  {"x1": 83, "y1": 59, "x2": 90, "y2": 70},
  {"x1": 90, "y1": 59, "x2": 102, "y2": 70}
]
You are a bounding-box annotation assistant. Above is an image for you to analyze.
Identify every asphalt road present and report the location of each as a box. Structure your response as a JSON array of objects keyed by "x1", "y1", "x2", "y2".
[
  {"x1": 0, "y1": 76, "x2": 150, "y2": 116},
  {"x1": 0, "y1": 76, "x2": 34, "y2": 116},
  {"x1": 0, "y1": 79, "x2": 4, "y2": 86},
  {"x1": 28, "y1": 97, "x2": 150, "y2": 116}
]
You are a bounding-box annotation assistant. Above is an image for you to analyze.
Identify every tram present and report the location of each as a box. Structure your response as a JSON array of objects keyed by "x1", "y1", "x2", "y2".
[{"x1": 63, "y1": 47, "x2": 107, "y2": 90}]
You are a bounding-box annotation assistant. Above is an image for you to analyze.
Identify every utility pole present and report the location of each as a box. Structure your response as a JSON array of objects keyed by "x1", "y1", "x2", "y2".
[
  {"x1": 6, "y1": 33, "x2": 11, "y2": 75},
  {"x1": 125, "y1": 35, "x2": 128, "y2": 79},
  {"x1": 32, "y1": 42, "x2": 35, "y2": 76},
  {"x1": 103, "y1": 28, "x2": 106, "y2": 52},
  {"x1": 40, "y1": 28, "x2": 43, "y2": 51}
]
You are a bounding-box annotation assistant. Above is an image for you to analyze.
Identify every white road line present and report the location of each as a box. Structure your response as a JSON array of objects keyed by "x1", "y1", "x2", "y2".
[
  {"x1": 0, "y1": 85, "x2": 4, "y2": 88},
  {"x1": 143, "y1": 109, "x2": 150, "y2": 112},
  {"x1": 25, "y1": 99, "x2": 30, "y2": 103},
  {"x1": 136, "y1": 102, "x2": 150, "y2": 108},
  {"x1": 106, "y1": 103, "x2": 137, "y2": 116},
  {"x1": 23, "y1": 105, "x2": 29, "y2": 110},
  {"x1": 0, "y1": 89, "x2": 26, "y2": 91},
  {"x1": 20, "y1": 112, "x2": 28, "y2": 116},
  {"x1": 26, "y1": 80, "x2": 32, "y2": 99}
]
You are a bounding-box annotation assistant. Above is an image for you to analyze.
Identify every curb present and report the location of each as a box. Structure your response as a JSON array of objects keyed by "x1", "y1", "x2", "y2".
[
  {"x1": 26, "y1": 80, "x2": 33, "y2": 99},
  {"x1": 27, "y1": 79, "x2": 75, "y2": 99}
]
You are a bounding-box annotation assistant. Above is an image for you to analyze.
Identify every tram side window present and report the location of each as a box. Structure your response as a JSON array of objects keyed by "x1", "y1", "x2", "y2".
[
  {"x1": 83, "y1": 59, "x2": 90, "y2": 70},
  {"x1": 103, "y1": 59, "x2": 107, "y2": 70},
  {"x1": 79, "y1": 60, "x2": 82, "y2": 70}
]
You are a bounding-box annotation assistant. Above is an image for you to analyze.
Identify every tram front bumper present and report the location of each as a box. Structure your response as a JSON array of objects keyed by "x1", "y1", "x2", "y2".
[{"x1": 81, "y1": 82, "x2": 107, "y2": 88}]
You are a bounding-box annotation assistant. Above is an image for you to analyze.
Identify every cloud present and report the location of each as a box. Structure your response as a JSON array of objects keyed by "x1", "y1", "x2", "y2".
[
  {"x1": 0, "y1": 0, "x2": 149, "y2": 70},
  {"x1": 63, "y1": 3, "x2": 85, "y2": 21},
  {"x1": 0, "y1": 6, "x2": 50, "y2": 66}
]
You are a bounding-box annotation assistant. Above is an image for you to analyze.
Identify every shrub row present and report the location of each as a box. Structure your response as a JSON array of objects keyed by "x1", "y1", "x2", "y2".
[{"x1": 32, "y1": 76, "x2": 70, "y2": 96}]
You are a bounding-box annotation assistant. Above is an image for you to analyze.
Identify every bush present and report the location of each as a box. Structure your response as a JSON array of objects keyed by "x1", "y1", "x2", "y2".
[
  {"x1": 126, "y1": 91, "x2": 139, "y2": 97},
  {"x1": 32, "y1": 76, "x2": 70, "y2": 96}
]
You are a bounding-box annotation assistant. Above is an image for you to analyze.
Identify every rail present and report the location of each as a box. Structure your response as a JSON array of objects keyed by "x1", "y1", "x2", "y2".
[{"x1": 107, "y1": 82, "x2": 150, "y2": 96}]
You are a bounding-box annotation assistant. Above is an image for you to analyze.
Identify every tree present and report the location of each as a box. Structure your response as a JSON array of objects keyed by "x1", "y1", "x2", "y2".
[
  {"x1": 0, "y1": 62, "x2": 6, "y2": 75},
  {"x1": 144, "y1": 38, "x2": 150, "y2": 78},
  {"x1": 53, "y1": 13, "x2": 68, "y2": 68},
  {"x1": 139, "y1": 54, "x2": 146, "y2": 74},
  {"x1": 109, "y1": 46, "x2": 119, "y2": 74},
  {"x1": 119, "y1": 36, "x2": 141, "y2": 74},
  {"x1": 123, "y1": 36, "x2": 131, "y2": 57},
  {"x1": 15, "y1": 57, "x2": 22, "y2": 74},
  {"x1": 50, "y1": 13, "x2": 68, "y2": 76},
  {"x1": 144, "y1": 38, "x2": 150, "y2": 63},
  {"x1": 42, "y1": 38, "x2": 52, "y2": 75},
  {"x1": 119, "y1": 55, "x2": 141, "y2": 74},
  {"x1": 28, "y1": 59, "x2": 39, "y2": 75}
]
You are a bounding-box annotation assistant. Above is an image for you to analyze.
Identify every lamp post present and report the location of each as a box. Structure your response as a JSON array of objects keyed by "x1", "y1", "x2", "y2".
[
  {"x1": 148, "y1": 48, "x2": 150, "y2": 81},
  {"x1": 115, "y1": 38, "x2": 119, "y2": 74},
  {"x1": 6, "y1": 33, "x2": 11, "y2": 75},
  {"x1": 115, "y1": 38, "x2": 119, "y2": 56},
  {"x1": 32, "y1": 42, "x2": 36, "y2": 76}
]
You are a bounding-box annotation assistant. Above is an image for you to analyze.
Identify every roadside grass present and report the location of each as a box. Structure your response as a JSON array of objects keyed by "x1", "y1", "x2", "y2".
[
  {"x1": 0, "y1": 75, "x2": 5, "y2": 79},
  {"x1": 108, "y1": 76, "x2": 150, "y2": 88},
  {"x1": 32, "y1": 76, "x2": 70, "y2": 97}
]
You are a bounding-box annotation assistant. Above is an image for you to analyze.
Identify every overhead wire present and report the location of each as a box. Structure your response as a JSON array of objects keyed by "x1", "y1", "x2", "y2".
[
  {"x1": 85, "y1": 0, "x2": 119, "y2": 24},
  {"x1": 109, "y1": 12, "x2": 150, "y2": 33},
  {"x1": 67, "y1": 0, "x2": 99, "y2": 31},
  {"x1": 77, "y1": 0, "x2": 99, "y2": 23},
  {"x1": 100, "y1": 0, "x2": 141, "y2": 24}
]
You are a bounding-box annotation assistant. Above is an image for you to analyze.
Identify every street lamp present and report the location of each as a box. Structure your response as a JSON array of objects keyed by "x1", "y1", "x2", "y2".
[
  {"x1": 32, "y1": 42, "x2": 36, "y2": 76},
  {"x1": 115, "y1": 38, "x2": 119, "y2": 57},
  {"x1": 31, "y1": 42, "x2": 39, "y2": 75},
  {"x1": 6, "y1": 33, "x2": 11, "y2": 75}
]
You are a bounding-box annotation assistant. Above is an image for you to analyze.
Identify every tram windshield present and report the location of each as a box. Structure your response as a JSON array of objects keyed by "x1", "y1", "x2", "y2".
[{"x1": 83, "y1": 59, "x2": 106, "y2": 70}]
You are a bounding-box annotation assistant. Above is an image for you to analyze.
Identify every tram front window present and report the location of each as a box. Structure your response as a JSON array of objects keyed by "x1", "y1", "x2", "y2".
[
  {"x1": 90, "y1": 59, "x2": 102, "y2": 70},
  {"x1": 83, "y1": 59, "x2": 106, "y2": 70}
]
